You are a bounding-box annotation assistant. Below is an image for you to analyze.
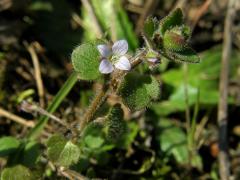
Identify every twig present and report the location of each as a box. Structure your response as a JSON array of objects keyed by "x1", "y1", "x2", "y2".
[
  {"x1": 125, "y1": 4, "x2": 144, "y2": 14},
  {"x1": 81, "y1": 0, "x2": 103, "y2": 38},
  {"x1": 195, "y1": 114, "x2": 210, "y2": 150},
  {"x1": 24, "y1": 42, "x2": 45, "y2": 107},
  {"x1": 21, "y1": 101, "x2": 76, "y2": 136},
  {"x1": 0, "y1": 107, "x2": 34, "y2": 127},
  {"x1": 218, "y1": 0, "x2": 237, "y2": 179},
  {"x1": 60, "y1": 168, "x2": 88, "y2": 180},
  {"x1": 71, "y1": 12, "x2": 87, "y2": 29},
  {"x1": 47, "y1": 160, "x2": 88, "y2": 180},
  {"x1": 16, "y1": 67, "x2": 32, "y2": 81}
]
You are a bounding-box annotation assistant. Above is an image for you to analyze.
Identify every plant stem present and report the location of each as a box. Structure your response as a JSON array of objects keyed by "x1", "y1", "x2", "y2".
[
  {"x1": 24, "y1": 42, "x2": 45, "y2": 108},
  {"x1": 183, "y1": 64, "x2": 192, "y2": 170},
  {"x1": 79, "y1": 84, "x2": 108, "y2": 132},
  {"x1": 218, "y1": 0, "x2": 237, "y2": 179}
]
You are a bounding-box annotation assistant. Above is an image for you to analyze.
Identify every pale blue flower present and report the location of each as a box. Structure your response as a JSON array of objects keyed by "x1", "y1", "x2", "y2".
[{"x1": 98, "y1": 40, "x2": 131, "y2": 74}]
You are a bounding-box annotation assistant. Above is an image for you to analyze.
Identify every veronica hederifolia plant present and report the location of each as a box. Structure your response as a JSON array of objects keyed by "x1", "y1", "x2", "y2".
[
  {"x1": 43, "y1": 8, "x2": 201, "y2": 173},
  {"x1": 0, "y1": 8, "x2": 203, "y2": 180}
]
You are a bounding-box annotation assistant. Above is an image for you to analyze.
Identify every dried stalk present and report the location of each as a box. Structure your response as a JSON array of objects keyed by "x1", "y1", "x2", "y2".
[
  {"x1": 0, "y1": 107, "x2": 34, "y2": 127},
  {"x1": 218, "y1": 0, "x2": 237, "y2": 179},
  {"x1": 24, "y1": 42, "x2": 45, "y2": 107}
]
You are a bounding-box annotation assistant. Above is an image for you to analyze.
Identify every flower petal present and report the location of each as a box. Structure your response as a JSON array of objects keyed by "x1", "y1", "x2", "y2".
[
  {"x1": 99, "y1": 59, "x2": 114, "y2": 74},
  {"x1": 114, "y1": 56, "x2": 131, "y2": 71},
  {"x1": 97, "y1": 44, "x2": 111, "y2": 57},
  {"x1": 147, "y1": 58, "x2": 159, "y2": 63},
  {"x1": 112, "y1": 40, "x2": 128, "y2": 56}
]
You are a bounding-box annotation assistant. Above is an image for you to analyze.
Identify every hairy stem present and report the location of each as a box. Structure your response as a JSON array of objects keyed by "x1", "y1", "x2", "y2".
[{"x1": 79, "y1": 84, "x2": 108, "y2": 132}]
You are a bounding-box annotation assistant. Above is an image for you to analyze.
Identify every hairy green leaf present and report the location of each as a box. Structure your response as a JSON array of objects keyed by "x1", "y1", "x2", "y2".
[
  {"x1": 164, "y1": 47, "x2": 200, "y2": 63},
  {"x1": 145, "y1": 75, "x2": 160, "y2": 100},
  {"x1": 72, "y1": 43, "x2": 101, "y2": 80},
  {"x1": 119, "y1": 73, "x2": 160, "y2": 111},
  {"x1": 162, "y1": 30, "x2": 200, "y2": 63},
  {"x1": 47, "y1": 135, "x2": 80, "y2": 167},
  {"x1": 1, "y1": 165, "x2": 33, "y2": 180}
]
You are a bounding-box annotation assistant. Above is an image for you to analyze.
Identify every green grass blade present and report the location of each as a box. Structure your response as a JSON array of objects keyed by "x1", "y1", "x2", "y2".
[{"x1": 27, "y1": 72, "x2": 78, "y2": 140}]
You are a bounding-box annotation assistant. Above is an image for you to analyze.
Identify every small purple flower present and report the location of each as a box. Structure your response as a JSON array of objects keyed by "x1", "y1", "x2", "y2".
[
  {"x1": 147, "y1": 57, "x2": 159, "y2": 63},
  {"x1": 97, "y1": 40, "x2": 131, "y2": 74}
]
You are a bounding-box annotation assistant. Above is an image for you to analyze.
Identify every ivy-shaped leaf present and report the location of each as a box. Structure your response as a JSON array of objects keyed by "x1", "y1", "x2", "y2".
[
  {"x1": 118, "y1": 73, "x2": 160, "y2": 111},
  {"x1": 71, "y1": 42, "x2": 101, "y2": 80},
  {"x1": 47, "y1": 135, "x2": 80, "y2": 167},
  {"x1": 1, "y1": 165, "x2": 33, "y2": 180}
]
